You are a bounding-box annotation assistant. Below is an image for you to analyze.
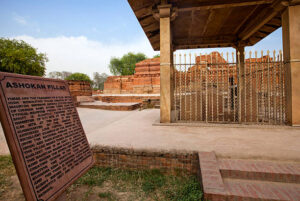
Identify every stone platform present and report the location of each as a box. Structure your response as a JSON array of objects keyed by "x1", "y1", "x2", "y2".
[
  {"x1": 1, "y1": 108, "x2": 300, "y2": 200},
  {"x1": 78, "y1": 101, "x2": 141, "y2": 111}
]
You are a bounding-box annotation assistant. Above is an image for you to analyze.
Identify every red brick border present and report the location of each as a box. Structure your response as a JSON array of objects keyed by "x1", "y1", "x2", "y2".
[{"x1": 92, "y1": 146, "x2": 199, "y2": 176}]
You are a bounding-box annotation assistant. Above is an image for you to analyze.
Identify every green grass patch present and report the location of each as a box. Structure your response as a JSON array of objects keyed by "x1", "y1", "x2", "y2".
[
  {"x1": 0, "y1": 155, "x2": 203, "y2": 201},
  {"x1": 0, "y1": 155, "x2": 15, "y2": 197},
  {"x1": 98, "y1": 192, "x2": 115, "y2": 201},
  {"x1": 74, "y1": 167, "x2": 203, "y2": 201}
]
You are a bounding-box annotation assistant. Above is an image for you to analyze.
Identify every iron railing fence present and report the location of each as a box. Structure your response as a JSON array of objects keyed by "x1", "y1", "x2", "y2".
[{"x1": 173, "y1": 51, "x2": 285, "y2": 125}]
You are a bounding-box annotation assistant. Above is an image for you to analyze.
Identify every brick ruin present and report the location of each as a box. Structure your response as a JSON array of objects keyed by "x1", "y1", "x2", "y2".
[
  {"x1": 103, "y1": 58, "x2": 160, "y2": 94},
  {"x1": 67, "y1": 80, "x2": 93, "y2": 103}
]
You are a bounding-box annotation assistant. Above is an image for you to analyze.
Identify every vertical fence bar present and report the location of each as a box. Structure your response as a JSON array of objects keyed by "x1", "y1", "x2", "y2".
[
  {"x1": 179, "y1": 54, "x2": 182, "y2": 121},
  {"x1": 232, "y1": 52, "x2": 236, "y2": 122},
  {"x1": 221, "y1": 53, "x2": 225, "y2": 122},
  {"x1": 216, "y1": 53, "x2": 219, "y2": 122},
  {"x1": 205, "y1": 54, "x2": 208, "y2": 123},
  {"x1": 267, "y1": 50, "x2": 271, "y2": 123},
  {"x1": 273, "y1": 50, "x2": 276, "y2": 123},
  {"x1": 227, "y1": 52, "x2": 230, "y2": 121},
  {"x1": 249, "y1": 51, "x2": 253, "y2": 122},
  {"x1": 279, "y1": 50, "x2": 283, "y2": 124},
  {"x1": 237, "y1": 51, "x2": 241, "y2": 123},
  {"x1": 189, "y1": 53, "x2": 192, "y2": 122},
  {"x1": 255, "y1": 51, "x2": 259, "y2": 123},
  {"x1": 210, "y1": 53, "x2": 213, "y2": 122},
  {"x1": 195, "y1": 54, "x2": 197, "y2": 121},
  {"x1": 282, "y1": 50, "x2": 285, "y2": 124},
  {"x1": 173, "y1": 54, "x2": 178, "y2": 121},
  {"x1": 184, "y1": 54, "x2": 187, "y2": 121},
  {"x1": 261, "y1": 51, "x2": 265, "y2": 122},
  {"x1": 244, "y1": 51, "x2": 247, "y2": 122},
  {"x1": 200, "y1": 54, "x2": 203, "y2": 121}
]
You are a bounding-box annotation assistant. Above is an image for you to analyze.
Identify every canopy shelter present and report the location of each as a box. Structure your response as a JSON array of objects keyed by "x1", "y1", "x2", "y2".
[
  {"x1": 128, "y1": 0, "x2": 290, "y2": 50},
  {"x1": 128, "y1": 0, "x2": 300, "y2": 126}
]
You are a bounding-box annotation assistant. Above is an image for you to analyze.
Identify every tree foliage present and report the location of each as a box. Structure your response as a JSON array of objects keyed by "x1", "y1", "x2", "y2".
[
  {"x1": 109, "y1": 52, "x2": 147, "y2": 76},
  {"x1": 153, "y1": 54, "x2": 160, "y2": 58},
  {"x1": 48, "y1": 71, "x2": 72, "y2": 80},
  {"x1": 0, "y1": 38, "x2": 48, "y2": 76},
  {"x1": 92, "y1": 72, "x2": 108, "y2": 90},
  {"x1": 65, "y1": 73, "x2": 92, "y2": 83}
]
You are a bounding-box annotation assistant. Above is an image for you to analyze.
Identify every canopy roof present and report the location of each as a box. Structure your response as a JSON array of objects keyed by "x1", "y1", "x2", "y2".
[{"x1": 128, "y1": 0, "x2": 290, "y2": 50}]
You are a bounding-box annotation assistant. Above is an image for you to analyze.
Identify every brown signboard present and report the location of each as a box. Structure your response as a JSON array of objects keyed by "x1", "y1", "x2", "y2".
[{"x1": 0, "y1": 72, "x2": 94, "y2": 201}]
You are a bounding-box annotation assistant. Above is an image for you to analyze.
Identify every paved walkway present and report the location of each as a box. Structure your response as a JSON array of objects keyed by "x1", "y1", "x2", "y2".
[{"x1": 1, "y1": 108, "x2": 300, "y2": 161}]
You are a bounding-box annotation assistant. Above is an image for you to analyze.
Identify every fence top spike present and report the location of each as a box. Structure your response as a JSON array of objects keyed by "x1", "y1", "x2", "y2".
[
  {"x1": 267, "y1": 50, "x2": 270, "y2": 54},
  {"x1": 255, "y1": 51, "x2": 257, "y2": 57},
  {"x1": 237, "y1": 51, "x2": 240, "y2": 55}
]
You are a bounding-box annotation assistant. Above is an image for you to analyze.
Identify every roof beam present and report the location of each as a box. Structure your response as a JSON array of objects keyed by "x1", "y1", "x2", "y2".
[
  {"x1": 177, "y1": 0, "x2": 273, "y2": 12},
  {"x1": 175, "y1": 43, "x2": 235, "y2": 49},
  {"x1": 173, "y1": 35, "x2": 237, "y2": 49},
  {"x1": 238, "y1": 0, "x2": 287, "y2": 40}
]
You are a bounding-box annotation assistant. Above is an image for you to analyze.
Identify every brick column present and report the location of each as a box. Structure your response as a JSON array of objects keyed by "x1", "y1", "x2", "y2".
[
  {"x1": 282, "y1": 5, "x2": 300, "y2": 126},
  {"x1": 159, "y1": 4, "x2": 174, "y2": 123}
]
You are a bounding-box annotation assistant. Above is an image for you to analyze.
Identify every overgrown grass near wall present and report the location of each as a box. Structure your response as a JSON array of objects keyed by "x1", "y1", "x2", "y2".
[
  {"x1": 72, "y1": 167, "x2": 202, "y2": 201},
  {"x1": 0, "y1": 155, "x2": 203, "y2": 201}
]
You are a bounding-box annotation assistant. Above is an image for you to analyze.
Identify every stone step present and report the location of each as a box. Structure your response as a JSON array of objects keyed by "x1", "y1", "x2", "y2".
[
  {"x1": 224, "y1": 178, "x2": 300, "y2": 201},
  {"x1": 199, "y1": 152, "x2": 300, "y2": 201},
  {"x1": 78, "y1": 101, "x2": 141, "y2": 111},
  {"x1": 218, "y1": 159, "x2": 300, "y2": 184}
]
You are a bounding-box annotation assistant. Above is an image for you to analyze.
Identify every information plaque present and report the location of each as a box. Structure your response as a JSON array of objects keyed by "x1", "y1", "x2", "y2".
[{"x1": 0, "y1": 72, "x2": 94, "y2": 201}]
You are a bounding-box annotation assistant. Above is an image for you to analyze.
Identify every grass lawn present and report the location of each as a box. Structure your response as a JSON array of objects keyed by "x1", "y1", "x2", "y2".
[{"x1": 0, "y1": 155, "x2": 203, "y2": 201}]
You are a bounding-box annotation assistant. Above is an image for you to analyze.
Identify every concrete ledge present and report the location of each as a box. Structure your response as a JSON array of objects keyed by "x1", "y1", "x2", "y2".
[
  {"x1": 79, "y1": 101, "x2": 141, "y2": 111},
  {"x1": 153, "y1": 119, "x2": 300, "y2": 129}
]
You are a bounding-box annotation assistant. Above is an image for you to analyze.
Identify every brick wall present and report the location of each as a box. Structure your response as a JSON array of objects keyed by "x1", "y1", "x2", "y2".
[
  {"x1": 103, "y1": 58, "x2": 160, "y2": 94},
  {"x1": 67, "y1": 80, "x2": 92, "y2": 97},
  {"x1": 92, "y1": 146, "x2": 200, "y2": 176}
]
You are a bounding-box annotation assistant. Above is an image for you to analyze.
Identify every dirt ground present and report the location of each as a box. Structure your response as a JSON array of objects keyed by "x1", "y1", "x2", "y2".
[{"x1": 1, "y1": 176, "x2": 145, "y2": 201}]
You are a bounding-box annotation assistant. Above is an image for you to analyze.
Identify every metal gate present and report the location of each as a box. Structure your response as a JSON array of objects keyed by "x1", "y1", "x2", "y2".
[{"x1": 173, "y1": 51, "x2": 286, "y2": 125}]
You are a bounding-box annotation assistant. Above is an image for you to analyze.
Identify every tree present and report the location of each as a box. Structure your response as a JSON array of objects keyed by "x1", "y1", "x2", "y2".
[
  {"x1": 153, "y1": 54, "x2": 160, "y2": 58},
  {"x1": 65, "y1": 73, "x2": 92, "y2": 83},
  {"x1": 0, "y1": 38, "x2": 48, "y2": 76},
  {"x1": 92, "y1": 72, "x2": 108, "y2": 90},
  {"x1": 48, "y1": 71, "x2": 72, "y2": 79},
  {"x1": 109, "y1": 52, "x2": 147, "y2": 75}
]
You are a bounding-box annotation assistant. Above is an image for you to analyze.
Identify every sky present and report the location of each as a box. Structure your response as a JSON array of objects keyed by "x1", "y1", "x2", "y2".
[{"x1": 0, "y1": 0, "x2": 283, "y2": 77}]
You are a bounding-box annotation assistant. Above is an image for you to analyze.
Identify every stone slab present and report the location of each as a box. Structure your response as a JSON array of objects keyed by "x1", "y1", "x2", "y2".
[
  {"x1": 79, "y1": 101, "x2": 141, "y2": 111},
  {"x1": 0, "y1": 72, "x2": 94, "y2": 201}
]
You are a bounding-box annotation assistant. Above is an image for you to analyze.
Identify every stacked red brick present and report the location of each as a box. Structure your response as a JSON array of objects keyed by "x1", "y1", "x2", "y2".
[
  {"x1": 67, "y1": 80, "x2": 92, "y2": 97},
  {"x1": 103, "y1": 58, "x2": 160, "y2": 94}
]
